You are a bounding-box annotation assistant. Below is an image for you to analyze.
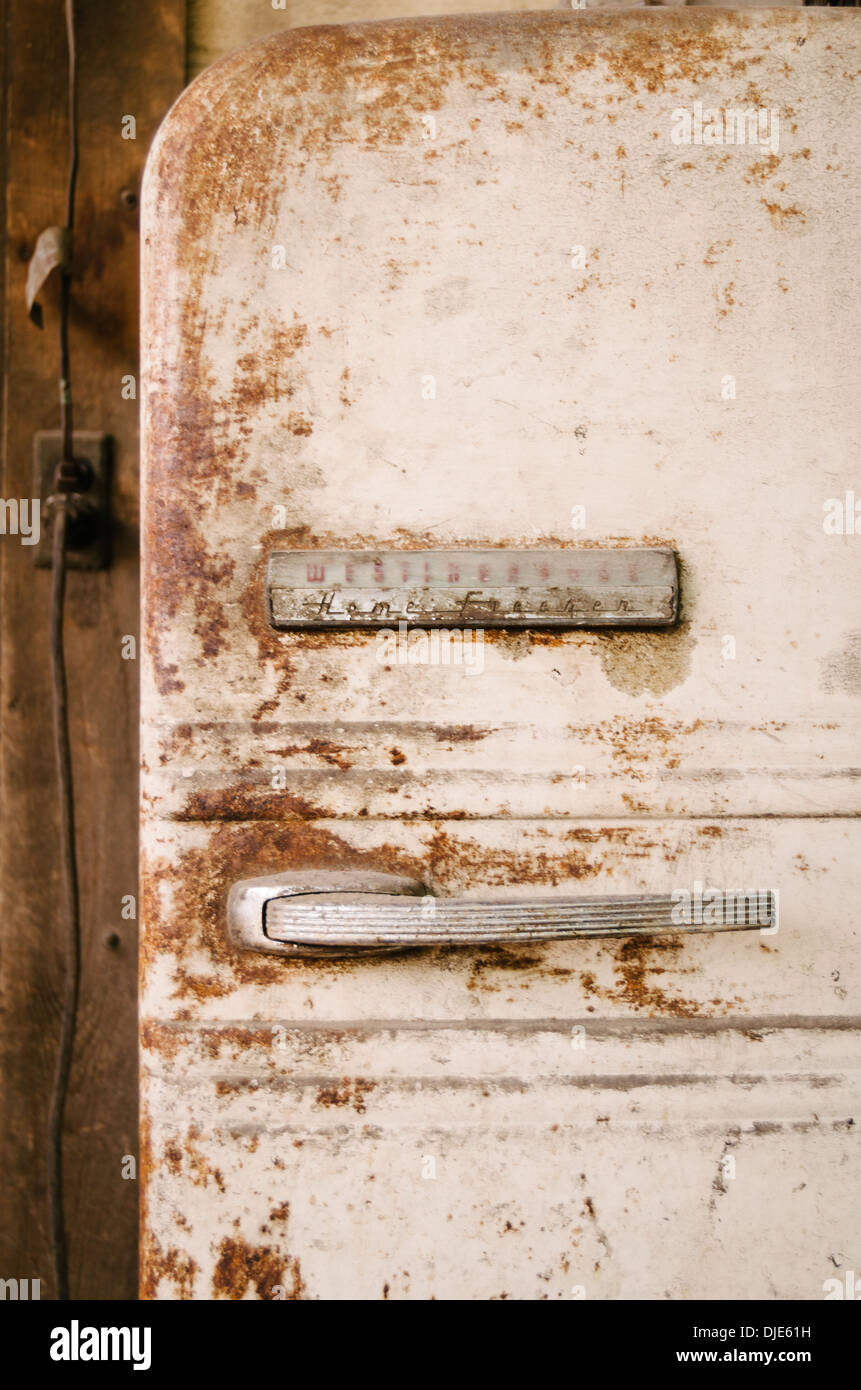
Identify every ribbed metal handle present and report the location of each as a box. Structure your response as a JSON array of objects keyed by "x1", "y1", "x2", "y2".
[{"x1": 228, "y1": 871, "x2": 777, "y2": 958}]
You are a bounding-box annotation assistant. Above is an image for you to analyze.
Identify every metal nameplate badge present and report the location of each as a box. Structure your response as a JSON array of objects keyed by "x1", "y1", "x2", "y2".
[{"x1": 267, "y1": 548, "x2": 678, "y2": 630}]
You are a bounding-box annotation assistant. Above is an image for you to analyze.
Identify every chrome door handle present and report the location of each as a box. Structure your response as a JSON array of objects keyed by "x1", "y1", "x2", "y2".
[{"x1": 228, "y1": 871, "x2": 777, "y2": 957}]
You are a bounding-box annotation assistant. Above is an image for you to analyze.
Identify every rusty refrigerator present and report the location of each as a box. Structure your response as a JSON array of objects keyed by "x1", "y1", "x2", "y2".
[{"x1": 140, "y1": 10, "x2": 861, "y2": 1300}]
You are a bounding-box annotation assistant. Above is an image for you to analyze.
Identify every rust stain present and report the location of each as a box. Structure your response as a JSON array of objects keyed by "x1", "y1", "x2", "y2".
[
  {"x1": 426, "y1": 827, "x2": 599, "y2": 889},
  {"x1": 140, "y1": 1236, "x2": 198, "y2": 1300},
  {"x1": 180, "y1": 785, "x2": 328, "y2": 823},
  {"x1": 580, "y1": 936, "x2": 705, "y2": 1018},
  {"x1": 287, "y1": 410, "x2": 313, "y2": 436},
  {"x1": 567, "y1": 715, "x2": 704, "y2": 773},
  {"x1": 314, "y1": 1077, "x2": 376, "y2": 1113},
  {"x1": 145, "y1": 497, "x2": 235, "y2": 692},
  {"x1": 231, "y1": 323, "x2": 308, "y2": 414},
  {"x1": 212, "y1": 1236, "x2": 305, "y2": 1300},
  {"x1": 761, "y1": 199, "x2": 807, "y2": 227},
  {"x1": 163, "y1": 1128, "x2": 226, "y2": 1192},
  {"x1": 745, "y1": 153, "x2": 782, "y2": 184},
  {"x1": 611, "y1": 936, "x2": 700, "y2": 1016},
  {"x1": 715, "y1": 281, "x2": 737, "y2": 320},
  {"x1": 274, "y1": 737, "x2": 355, "y2": 770},
  {"x1": 171, "y1": 966, "x2": 233, "y2": 1001},
  {"x1": 142, "y1": 1021, "x2": 351, "y2": 1064},
  {"x1": 465, "y1": 947, "x2": 545, "y2": 990},
  {"x1": 138, "y1": 1106, "x2": 158, "y2": 1299},
  {"x1": 703, "y1": 238, "x2": 733, "y2": 267}
]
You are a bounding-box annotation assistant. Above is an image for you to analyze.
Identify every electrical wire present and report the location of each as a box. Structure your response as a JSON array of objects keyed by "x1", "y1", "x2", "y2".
[
  {"x1": 47, "y1": 497, "x2": 80, "y2": 1303},
  {"x1": 59, "y1": 0, "x2": 77, "y2": 467},
  {"x1": 47, "y1": 0, "x2": 81, "y2": 1303}
]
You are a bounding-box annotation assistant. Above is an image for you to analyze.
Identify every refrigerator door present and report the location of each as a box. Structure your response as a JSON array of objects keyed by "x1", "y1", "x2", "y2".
[{"x1": 140, "y1": 10, "x2": 861, "y2": 1299}]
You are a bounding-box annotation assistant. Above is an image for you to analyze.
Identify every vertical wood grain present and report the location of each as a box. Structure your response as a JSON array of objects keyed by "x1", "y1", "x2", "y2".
[{"x1": 0, "y1": 0, "x2": 185, "y2": 1299}]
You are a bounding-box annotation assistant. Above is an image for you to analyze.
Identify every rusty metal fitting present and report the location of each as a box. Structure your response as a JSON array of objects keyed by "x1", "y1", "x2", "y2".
[
  {"x1": 54, "y1": 456, "x2": 94, "y2": 494},
  {"x1": 45, "y1": 488, "x2": 101, "y2": 549}
]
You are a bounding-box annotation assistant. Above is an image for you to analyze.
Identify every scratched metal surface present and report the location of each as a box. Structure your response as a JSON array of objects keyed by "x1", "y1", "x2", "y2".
[{"x1": 140, "y1": 11, "x2": 861, "y2": 1299}]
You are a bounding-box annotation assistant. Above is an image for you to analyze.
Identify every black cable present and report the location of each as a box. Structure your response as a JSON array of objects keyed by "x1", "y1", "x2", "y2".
[
  {"x1": 47, "y1": 0, "x2": 81, "y2": 1303},
  {"x1": 59, "y1": 0, "x2": 77, "y2": 468},
  {"x1": 47, "y1": 497, "x2": 80, "y2": 1302}
]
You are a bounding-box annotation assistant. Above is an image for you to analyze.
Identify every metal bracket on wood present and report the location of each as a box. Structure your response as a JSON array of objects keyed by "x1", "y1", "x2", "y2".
[{"x1": 32, "y1": 431, "x2": 112, "y2": 569}]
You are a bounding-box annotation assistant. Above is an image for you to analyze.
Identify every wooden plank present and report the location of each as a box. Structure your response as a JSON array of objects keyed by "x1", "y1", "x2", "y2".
[{"x1": 0, "y1": 0, "x2": 185, "y2": 1299}]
